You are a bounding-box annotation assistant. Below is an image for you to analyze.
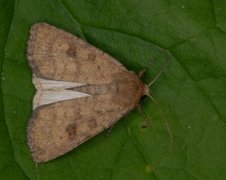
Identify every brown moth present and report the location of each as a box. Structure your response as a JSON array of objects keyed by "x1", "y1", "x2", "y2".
[{"x1": 27, "y1": 23, "x2": 150, "y2": 163}]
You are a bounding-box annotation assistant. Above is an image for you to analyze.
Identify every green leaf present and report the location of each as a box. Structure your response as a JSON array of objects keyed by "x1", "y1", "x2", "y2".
[
  {"x1": 1, "y1": 0, "x2": 226, "y2": 179},
  {"x1": 0, "y1": 0, "x2": 29, "y2": 179}
]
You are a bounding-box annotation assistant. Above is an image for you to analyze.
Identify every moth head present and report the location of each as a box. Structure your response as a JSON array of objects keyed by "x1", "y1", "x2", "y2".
[
  {"x1": 142, "y1": 69, "x2": 163, "y2": 104},
  {"x1": 144, "y1": 84, "x2": 150, "y2": 96}
]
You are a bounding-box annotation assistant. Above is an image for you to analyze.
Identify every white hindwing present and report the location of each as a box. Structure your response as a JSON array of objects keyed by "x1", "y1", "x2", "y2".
[{"x1": 33, "y1": 75, "x2": 90, "y2": 109}]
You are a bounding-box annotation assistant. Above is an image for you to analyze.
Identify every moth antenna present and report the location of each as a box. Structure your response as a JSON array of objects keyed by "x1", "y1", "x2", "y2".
[
  {"x1": 148, "y1": 69, "x2": 163, "y2": 87},
  {"x1": 146, "y1": 53, "x2": 170, "y2": 87}
]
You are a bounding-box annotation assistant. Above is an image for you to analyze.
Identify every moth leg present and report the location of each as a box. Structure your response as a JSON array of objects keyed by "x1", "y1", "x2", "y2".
[
  {"x1": 136, "y1": 104, "x2": 151, "y2": 129},
  {"x1": 138, "y1": 61, "x2": 152, "y2": 78},
  {"x1": 35, "y1": 162, "x2": 40, "y2": 180},
  {"x1": 159, "y1": 109, "x2": 174, "y2": 145},
  {"x1": 107, "y1": 125, "x2": 115, "y2": 136}
]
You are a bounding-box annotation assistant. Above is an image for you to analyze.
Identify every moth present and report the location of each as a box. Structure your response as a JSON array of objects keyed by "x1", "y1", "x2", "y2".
[{"x1": 27, "y1": 23, "x2": 151, "y2": 163}]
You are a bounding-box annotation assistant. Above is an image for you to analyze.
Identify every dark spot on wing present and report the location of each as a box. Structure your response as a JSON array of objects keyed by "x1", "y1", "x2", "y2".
[
  {"x1": 88, "y1": 118, "x2": 97, "y2": 129},
  {"x1": 66, "y1": 46, "x2": 77, "y2": 58},
  {"x1": 87, "y1": 53, "x2": 96, "y2": 61},
  {"x1": 66, "y1": 123, "x2": 77, "y2": 140}
]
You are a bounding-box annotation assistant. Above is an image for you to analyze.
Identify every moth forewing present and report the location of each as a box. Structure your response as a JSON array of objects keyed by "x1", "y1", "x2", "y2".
[{"x1": 27, "y1": 22, "x2": 149, "y2": 163}]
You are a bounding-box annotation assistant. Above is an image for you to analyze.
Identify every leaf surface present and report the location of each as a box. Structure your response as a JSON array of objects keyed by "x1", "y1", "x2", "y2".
[{"x1": 1, "y1": 0, "x2": 226, "y2": 179}]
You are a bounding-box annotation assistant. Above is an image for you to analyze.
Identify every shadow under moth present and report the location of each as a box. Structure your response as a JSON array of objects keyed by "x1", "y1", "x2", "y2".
[{"x1": 27, "y1": 23, "x2": 151, "y2": 163}]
